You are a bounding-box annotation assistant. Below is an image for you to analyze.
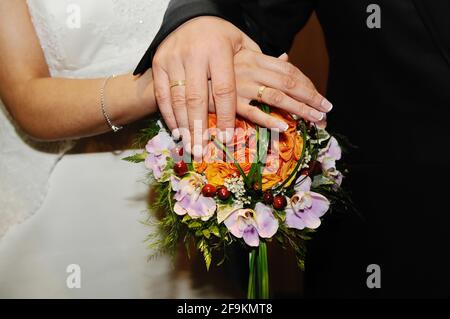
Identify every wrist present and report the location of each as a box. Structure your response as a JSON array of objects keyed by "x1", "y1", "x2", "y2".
[{"x1": 134, "y1": 71, "x2": 157, "y2": 115}]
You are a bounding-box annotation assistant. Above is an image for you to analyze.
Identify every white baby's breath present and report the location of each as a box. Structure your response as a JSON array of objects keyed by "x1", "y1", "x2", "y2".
[{"x1": 224, "y1": 175, "x2": 251, "y2": 206}]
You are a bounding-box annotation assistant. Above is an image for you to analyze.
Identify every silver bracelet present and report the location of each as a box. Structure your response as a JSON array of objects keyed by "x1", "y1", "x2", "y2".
[{"x1": 100, "y1": 75, "x2": 123, "y2": 133}]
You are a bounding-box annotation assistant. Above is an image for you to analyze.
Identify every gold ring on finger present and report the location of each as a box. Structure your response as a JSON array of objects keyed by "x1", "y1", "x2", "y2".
[
  {"x1": 170, "y1": 80, "x2": 186, "y2": 88},
  {"x1": 257, "y1": 85, "x2": 266, "y2": 102}
]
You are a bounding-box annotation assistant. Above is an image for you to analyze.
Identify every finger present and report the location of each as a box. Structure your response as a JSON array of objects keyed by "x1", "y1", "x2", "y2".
[
  {"x1": 207, "y1": 80, "x2": 215, "y2": 113},
  {"x1": 237, "y1": 100, "x2": 289, "y2": 131},
  {"x1": 249, "y1": 68, "x2": 328, "y2": 119},
  {"x1": 153, "y1": 67, "x2": 178, "y2": 136},
  {"x1": 184, "y1": 59, "x2": 209, "y2": 160},
  {"x1": 240, "y1": 83, "x2": 325, "y2": 122},
  {"x1": 316, "y1": 113, "x2": 327, "y2": 129},
  {"x1": 167, "y1": 62, "x2": 190, "y2": 146},
  {"x1": 241, "y1": 33, "x2": 262, "y2": 53},
  {"x1": 278, "y1": 52, "x2": 289, "y2": 62},
  {"x1": 254, "y1": 52, "x2": 311, "y2": 86},
  {"x1": 253, "y1": 53, "x2": 333, "y2": 112},
  {"x1": 209, "y1": 47, "x2": 237, "y2": 143}
]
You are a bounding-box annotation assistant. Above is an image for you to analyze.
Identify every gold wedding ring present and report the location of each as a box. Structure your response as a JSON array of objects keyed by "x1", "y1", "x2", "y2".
[
  {"x1": 170, "y1": 80, "x2": 186, "y2": 88},
  {"x1": 257, "y1": 85, "x2": 266, "y2": 102}
]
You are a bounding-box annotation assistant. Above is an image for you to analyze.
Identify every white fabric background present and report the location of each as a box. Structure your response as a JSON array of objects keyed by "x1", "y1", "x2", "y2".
[{"x1": 0, "y1": 0, "x2": 235, "y2": 298}]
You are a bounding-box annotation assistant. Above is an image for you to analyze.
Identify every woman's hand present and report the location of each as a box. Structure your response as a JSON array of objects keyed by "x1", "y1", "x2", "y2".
[{"x1": 207, "y1": 50, "x2": 331, "y2": 131}]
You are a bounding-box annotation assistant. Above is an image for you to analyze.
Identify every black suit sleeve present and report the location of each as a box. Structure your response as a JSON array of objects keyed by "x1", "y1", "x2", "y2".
[{"x1": 133, "y1": 0, "x2": 315, "y2": 75}]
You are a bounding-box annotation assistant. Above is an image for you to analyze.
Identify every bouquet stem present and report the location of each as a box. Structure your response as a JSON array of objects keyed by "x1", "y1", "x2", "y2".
[{"x1": 247, "y1": 242, "x2": 269, "y2": 299}]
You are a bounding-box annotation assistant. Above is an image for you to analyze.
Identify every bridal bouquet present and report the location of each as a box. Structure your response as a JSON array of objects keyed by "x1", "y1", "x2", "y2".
[{"x1": 125, "y1": 103, "x2": 351, "y2": 298}]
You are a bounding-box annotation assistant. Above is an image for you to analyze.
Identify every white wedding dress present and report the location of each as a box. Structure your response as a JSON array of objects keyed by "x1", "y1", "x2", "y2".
[{"x1": 0, "y1": 0, "x2": 234, "y2": 298}]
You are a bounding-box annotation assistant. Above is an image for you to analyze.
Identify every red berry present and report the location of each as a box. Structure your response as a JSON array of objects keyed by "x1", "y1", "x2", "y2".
[
  {"x1": 174, "y1": 161, "x2": 188, "y2": 176},
  {"x1": 273, "y1": 195, "x2": 287, "y2": 210},
  {"x1": 263, "y1": 191, "x2": 274, "y2": 205},
  {"x1": 217, "y1": 187, "x2": 231, "y2": 201},
  {"x1": 202, "y1": 184, "x2": 217, "y2": 197},
  {"x1": 308, "y1": 160, "x2": 322, "y2": 176},
  {"x1": 300, "y1": 169, "x2": 310, "y2": 177},
  {"x1": 178, "y1": 148, "x2": 184, "y2": 156}
]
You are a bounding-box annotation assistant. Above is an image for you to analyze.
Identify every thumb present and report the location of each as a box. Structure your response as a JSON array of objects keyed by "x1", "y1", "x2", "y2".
[
  {"x1": 241, "y1": 33, "x2": 262, "y2": 53},
  {"x1": 278, "y1": 52, "x2": 289, "y2": 61}
]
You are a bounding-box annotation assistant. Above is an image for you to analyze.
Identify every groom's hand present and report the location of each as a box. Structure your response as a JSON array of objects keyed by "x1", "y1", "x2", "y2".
[{"x1": 152, "y1": 16, "x2": 260, "y2": 157}]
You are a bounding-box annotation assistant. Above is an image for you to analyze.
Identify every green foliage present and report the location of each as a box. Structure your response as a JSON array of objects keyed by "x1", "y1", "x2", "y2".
[
  {"x1": 144, "y1": 177, "x2": 235, "y2": 270},
  {"x1": 122, "y1": 152, "x2": 147, "y2": 163},
  {"x1": 145, "y1": 181, "x2": 181, "y2": 259},
  {"x1": 275, "y1": 225, "x2": 312, "y2": 271},
  {"x1": 197, "y1": 239, "x2": 212, "y2": 270}
]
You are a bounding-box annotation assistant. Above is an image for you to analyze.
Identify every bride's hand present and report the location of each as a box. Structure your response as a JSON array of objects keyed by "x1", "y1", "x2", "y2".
[{"x1": 210, "y1": 50, "x2": 331, "y2": 130}]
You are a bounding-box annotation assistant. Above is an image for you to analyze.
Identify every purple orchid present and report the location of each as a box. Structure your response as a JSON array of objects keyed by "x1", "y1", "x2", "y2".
[
  {"x1": 285, "y1": 176, "x2": 330, "y2": 230},
  {"x1": 224, "y1": 203, "x2": 278, "y2": 247},
  {"x1": 144, "y1": 131, "x2": 176, "y2": 180},
  {"x1": 171, "y1": 173, "x2": 216, "y2": 221},
  {"x1": 317, "y1": 136, "x2": 343, "y2": 186}
]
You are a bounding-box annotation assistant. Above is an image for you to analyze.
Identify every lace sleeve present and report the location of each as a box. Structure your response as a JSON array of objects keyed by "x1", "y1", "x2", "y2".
[{"x1": 0, "y1": 102, "x2": 73, "y2": 239}]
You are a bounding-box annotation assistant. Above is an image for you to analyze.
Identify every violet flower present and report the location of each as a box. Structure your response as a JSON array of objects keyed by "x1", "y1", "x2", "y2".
[
  {"x1": 317, "y1": 136, "x2": 343, "y2": 186},
  {"x1": 224, "y1": 203, "x2": 278, "y2": 247},
  {"x1": 171, "y1": 173, "x2": 216, "y2": 221},
  {"x1": 144, "y1": 131, "x2": 176, "y2": 180},
  {"x1": 285, "y1": 176, "x2": 330, "y2": 230}
]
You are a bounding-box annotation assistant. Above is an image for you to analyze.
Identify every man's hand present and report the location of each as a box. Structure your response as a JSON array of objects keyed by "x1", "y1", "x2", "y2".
[
  {"x1": 152, "y1": 16, "x2": 259, "y2": 157},
  {"x1": 152, "y1": 16, "x2": 332, "y2": 158}
]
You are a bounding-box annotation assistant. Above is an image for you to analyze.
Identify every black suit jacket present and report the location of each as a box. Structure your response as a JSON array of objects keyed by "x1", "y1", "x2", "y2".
[{"x1": 135, "y1": 0, "x2": 450, "y2": 298}]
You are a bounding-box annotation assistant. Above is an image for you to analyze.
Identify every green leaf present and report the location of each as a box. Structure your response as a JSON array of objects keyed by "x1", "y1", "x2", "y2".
[
  {"x1": 212, "y1": 138, "x2": 249, "y2": 186},
  {"x1": 216, "y1": 204, "x2": 237, "y2": 224},
  {"x1": 181, "y1": 214, "x2": 192, "y2": 223},
  {"x1": 198, "y1": 239, "x2": 212, "y2": 270},
  {"x1": 188, "y1": 221, "x2": 202, "y2": 229},
  {"x1": 257, "y1": 242, "x2": 270, "y2": 299},
  {"x1": 247, "y1": 250, "x2": 257, "y2": 299},
  {"x1": 311, "y1": 175, "x2": 335, "y2": 188},
  {"x1": 202, "y1": 229, "x2": 211, "y2": 239},
  {"x1": 195, "y1": 230, "x2": 203, "y2": 237},
  {"x1": 209, "y1": 225, "x2": 221, "y2": 238},
  {"x1": 257, "y1": 127, "x2": 270, "y2": 165},
  {"x1": 122, "y1": 152, "x2": 147, "y2": 163}
]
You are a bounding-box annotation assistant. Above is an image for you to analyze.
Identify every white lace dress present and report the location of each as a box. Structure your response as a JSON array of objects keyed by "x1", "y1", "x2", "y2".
[{"x1": 0, "y1": 0, "x2": 232, "y2": 298}]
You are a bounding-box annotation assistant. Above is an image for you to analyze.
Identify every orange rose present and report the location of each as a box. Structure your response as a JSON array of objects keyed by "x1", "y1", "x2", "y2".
[
  {"x1": 194, "y1": 111, "x2": 303, "y2": 190},
  {"x1": 200, "y1": 162, "x2": 239, "y2": 187}
]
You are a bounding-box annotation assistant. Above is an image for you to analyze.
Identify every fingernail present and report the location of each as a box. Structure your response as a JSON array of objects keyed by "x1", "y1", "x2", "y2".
[
  {"x1": 172, "y1": 129, "x2": 180, "y2": 140},
  {"x1": 275, "y1": 120, "x2": 289, "y2": 132},
  {"x1": 310, "y1": 109, "x2": 325, "y2": 121},
  {"x1": 321, "y1": 98, "x2": 333, "y2": 112},
  {"x1": 192, "y1": 144, "x2": 203, "y2": 159},
  {"x1": 317, "y1": 115, "x2": 327, "y2": 129},
  {"x1": 184, "y1": 142, "x2": 192, "y2": 154},
  {"x1": 278, "y1": 52, "x2": 288, "y2": 59}
]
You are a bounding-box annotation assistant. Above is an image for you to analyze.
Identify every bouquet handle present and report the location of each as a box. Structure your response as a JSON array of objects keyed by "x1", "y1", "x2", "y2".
[{"x1": 247, "y1": 242, "x2": 269, "y2": 299}]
